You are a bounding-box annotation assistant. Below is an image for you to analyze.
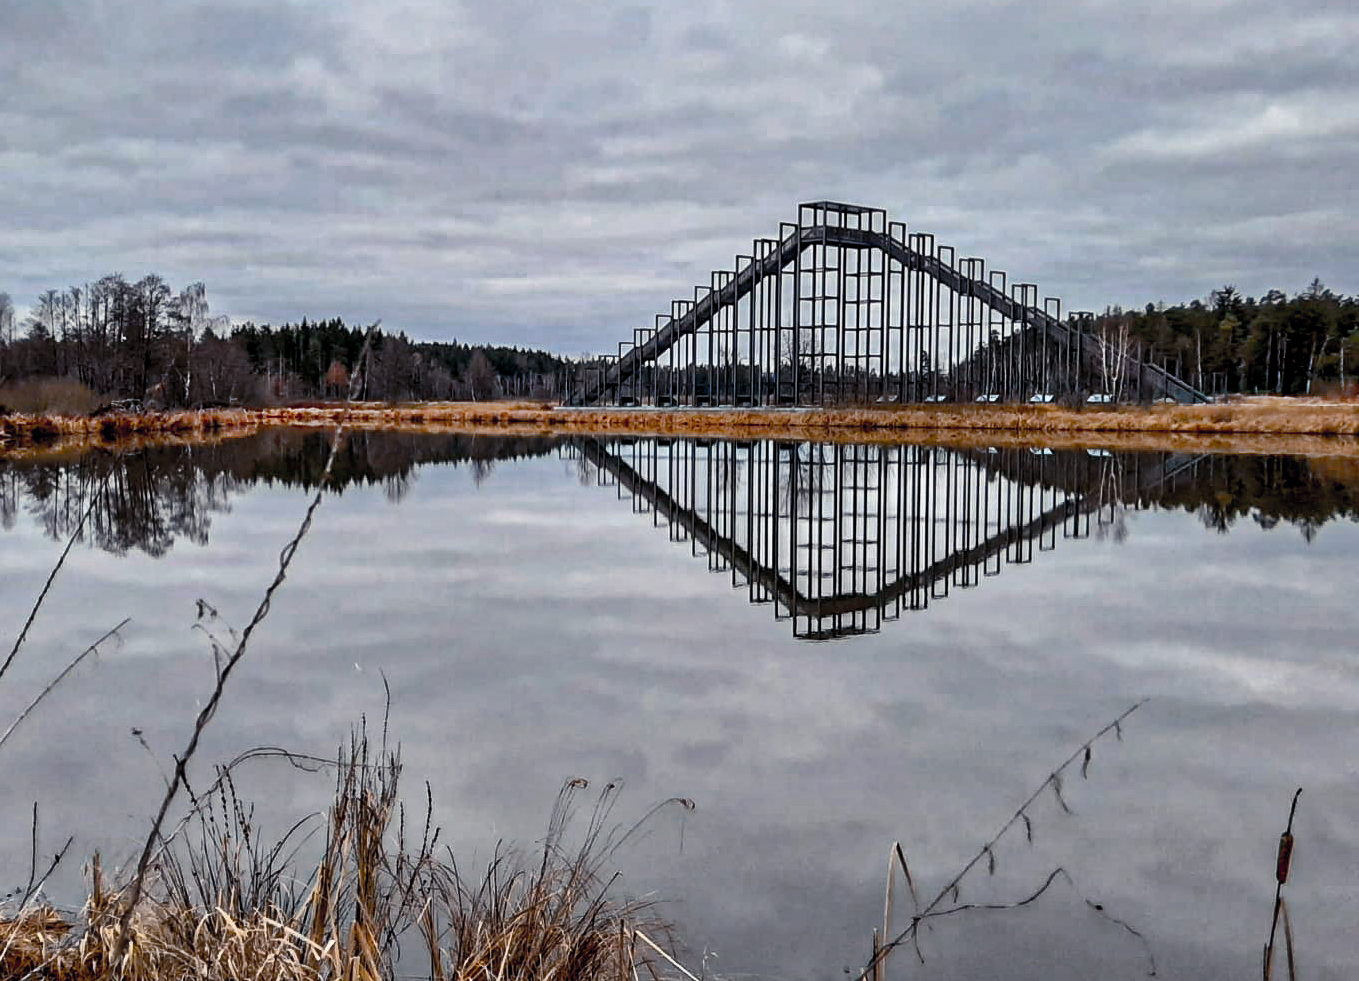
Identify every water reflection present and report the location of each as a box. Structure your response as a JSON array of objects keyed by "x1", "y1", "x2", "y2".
[
  {"x1": 3, "y1": 432, "x2": 1359, "y2": 978},
  {"x1": 3, "y1": 432, "x2": 1357, "y2": 579},
  {"x1": 568, "y1": 438, "x2": 1359, "y2": 639},
  {"x1": 0, "y1": 430, "x2": 564, "y2": 556}
]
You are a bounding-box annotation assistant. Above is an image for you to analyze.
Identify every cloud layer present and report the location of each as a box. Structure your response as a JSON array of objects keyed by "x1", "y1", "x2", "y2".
[{"x1": 3, "y1": 0, "x2": 1356, "y2": 350}]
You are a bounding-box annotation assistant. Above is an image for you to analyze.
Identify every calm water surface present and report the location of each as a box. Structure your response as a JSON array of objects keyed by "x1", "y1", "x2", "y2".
[{"x1": 2, "y1": 430, "x2": 1358, "y2": 980}]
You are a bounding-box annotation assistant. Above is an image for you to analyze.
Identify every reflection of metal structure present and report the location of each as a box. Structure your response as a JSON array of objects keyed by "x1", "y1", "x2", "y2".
[
  {"x1": 570, "y1": 437, "x2": 1205, "y2": 641},
  {"x1": 568, "y1": 202, "x2": 1208, "y2": 407}
]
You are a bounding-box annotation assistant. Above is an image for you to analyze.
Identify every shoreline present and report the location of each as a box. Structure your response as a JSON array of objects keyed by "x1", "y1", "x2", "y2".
[{"x1": 3, "y1": 397, "x2": 1359, "y2": 460}]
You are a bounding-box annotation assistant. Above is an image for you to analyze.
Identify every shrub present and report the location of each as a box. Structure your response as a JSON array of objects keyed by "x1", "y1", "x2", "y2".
[{"x1": 0, "y1": 377, "x2": 103, "y2": 416}]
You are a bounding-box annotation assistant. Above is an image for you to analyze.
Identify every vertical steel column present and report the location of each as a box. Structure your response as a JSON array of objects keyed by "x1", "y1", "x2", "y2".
[
  {"x1": 927, "y1": 237, "x2": 941, "y2": 400},
  {"x1": 1013, "y1": 284, "x2": 1037, "y2": 399},
  {"x1": 883, "y1": 222, "x2": 900, "y2": 401},
  {"x1": 736, "y1": 252, "x2": 753, "y2": 405},
  {"x1": 961, "y1": 259, "x2": 983, "y2": 399},
  {"x1": 889, "y1": 222, "x2": 908, "y2": 401},
  {"x1": 712, "y1": 271, "x2": 731, "y2": 405},
  {"x1": 937, "y1": 245, "x2": 956, "y2": 400},
  {"x1": 1045, "y1": 297, "x2": 1062, "y2": 395},
  {"x1": 695, "y1": 285, "x2": 712, "y2": 405},
  {"x1": 758, "y1": 238, "x2": 777, "y2": 405},
  {"x1": 909, "y1": 233, "x2": 932, "y2": 401},
  {"x1": 871, "y1": 208, "x2": 887, "y2": 402},
  {"x1": 777, "y1": 222, "x2": 796, "y2": 404},
  {"x1": 792, "y1": 224, "x2": 804, "y2": 405},
  {"x1": 617, "y1": 341, "x2": 632, "y2": 404},
  {"x1": 669, "y1": 303, "x2": 685, "y2": 405},
  {"x1": 633, "y1": 328, "x2": 648, "y2": 404},
  {"x1": 1074, "y1": 311, "x2": 1092, "y2": 394}
]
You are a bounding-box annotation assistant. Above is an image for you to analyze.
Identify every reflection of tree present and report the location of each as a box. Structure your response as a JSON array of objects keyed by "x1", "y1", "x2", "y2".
[
  {"x1": 6, "y1": 450, "x2": 236, "y2": 558},
  {"x1": 1, "y1": 468, "x2": 21, "y2": 530},
  {"x1": 1159, "y1": 456, "x2": 1359, "y2": 540},
  {"x1": 383, "y1": 472, "x2": 415, "y2": 504},
  {"x1": 958, "y1": 446, "x2": 1359, "y2": 544},
  {"x1": 0, "y1": 430, "x2": 564, "y2": 557}
]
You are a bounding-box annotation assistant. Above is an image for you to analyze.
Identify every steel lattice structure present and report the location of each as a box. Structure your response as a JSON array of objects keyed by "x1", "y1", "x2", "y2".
[
  {"x1": 567, "y1": 201, "x2": 1208, "y2": 407},
  {"x1": 568, "y1": 437, "x2": 1208, "y2": 640}
]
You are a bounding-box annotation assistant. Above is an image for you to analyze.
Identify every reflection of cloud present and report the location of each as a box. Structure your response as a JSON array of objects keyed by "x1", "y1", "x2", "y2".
[{"x1": 2, "y1": 452, "x2": 1359, "y2": 980}]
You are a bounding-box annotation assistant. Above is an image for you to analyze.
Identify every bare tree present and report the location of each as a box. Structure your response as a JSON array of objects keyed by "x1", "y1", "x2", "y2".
[
  {"x1": 466, "y1": 349, "x2": 498, "y2": 401},
  {"x1": 169, "y1": 282, "x2": 211, "y2": 404},
  {"x1": 1095, "y1": 316, "x2": 1133, "y2": 401},
  {"x1": 0, "y1": 291, "x2": 14, "y2": 381}
]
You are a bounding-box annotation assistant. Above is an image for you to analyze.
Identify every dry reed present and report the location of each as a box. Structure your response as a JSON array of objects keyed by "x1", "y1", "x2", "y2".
[
  {"x1": 1, "y1": 733, "x2": 677, "y2": 981},
  {"x1": 7, "y1": 398, "x2": 1359, "y2": 462}
]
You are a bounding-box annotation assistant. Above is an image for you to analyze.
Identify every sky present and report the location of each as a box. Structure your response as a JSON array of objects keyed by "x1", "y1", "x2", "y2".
[{"x1": 2, "y1": 0, "x2": 1356, "y2": 355}]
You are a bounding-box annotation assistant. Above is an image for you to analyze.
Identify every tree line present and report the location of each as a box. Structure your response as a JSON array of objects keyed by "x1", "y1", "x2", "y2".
[
  {"x1": 0, "y1": 276, "x2": 578, "y2": 409},
  {"x1": 1088, "y1": 279, "x2": 1359, "y2": 396},
  {"x1": 2, "y1": 273, "x2": 1356, "y2": 411}
]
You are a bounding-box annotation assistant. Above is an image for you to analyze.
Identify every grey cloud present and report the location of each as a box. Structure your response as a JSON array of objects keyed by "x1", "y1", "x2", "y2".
[{"x1": 2, "y1": 0, "x2": 1356, "y2": 345}]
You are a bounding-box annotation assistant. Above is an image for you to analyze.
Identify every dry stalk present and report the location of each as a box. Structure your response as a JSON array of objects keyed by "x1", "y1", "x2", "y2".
[{"x1": 860, "y1": 699, "x2": 1152, "y2": 981}]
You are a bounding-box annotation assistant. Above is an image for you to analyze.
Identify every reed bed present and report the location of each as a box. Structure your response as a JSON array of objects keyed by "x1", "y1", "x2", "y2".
[
  {"x1": 8, "y1": 398, "x2": 1359, "y2": 460},
  {"x1": 248, "y1": 396, "x2": 1359, "y2": 439},
  {"x1": 0, "y1": 732, "x2": 678, "y2": 981},
  {"x1": 1, "y1": 408, "x2": 258, "y2": 449}
]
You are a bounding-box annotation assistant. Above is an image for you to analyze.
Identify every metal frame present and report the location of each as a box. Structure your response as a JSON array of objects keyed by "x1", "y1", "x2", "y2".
[{"x1": 571, "y1": 201, "x2": 1209, "y2": 407}]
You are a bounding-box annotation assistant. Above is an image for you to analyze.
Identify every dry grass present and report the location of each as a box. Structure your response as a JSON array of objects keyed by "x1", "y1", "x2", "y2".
[
  {"x1": 0, "y1": 730, "x2": 680, "y2": 981},
  {"x1": 1, "y1": 407, "x2": 258, "y2": 448},
  {"x1": 0, "y1": 378, "x2": 103, "y2": 417},
  {"x1": 7, "y1": 397, "x2": 1359, "y2": 460}
]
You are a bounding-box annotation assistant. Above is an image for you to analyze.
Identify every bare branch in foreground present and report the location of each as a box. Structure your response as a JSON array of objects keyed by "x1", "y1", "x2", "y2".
[
  {"x1": 0, "y1": 475, "x2": 108, "y2": 687},
  {"x1": 0, "y1": 620, "x2": 130, "y2": 753},
  {"x1": 858, "y1": 699, "x2": 1150, "y2": 981},
  {"x1": 110, "y1": 323, "x2": 379, "y2": 967}
]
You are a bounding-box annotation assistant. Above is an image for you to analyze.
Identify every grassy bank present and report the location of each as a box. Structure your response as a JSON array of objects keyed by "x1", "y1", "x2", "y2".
[
  {"x1": 1, "y1": 407, "x2": 259, "y2": 447},
  {"x1": 5, "y1": 397, "x2": 1359, "y2": 459}
]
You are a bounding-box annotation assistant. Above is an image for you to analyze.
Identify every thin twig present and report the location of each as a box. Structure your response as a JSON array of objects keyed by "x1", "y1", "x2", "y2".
[
  {"x1": 1087, "y1": 899, "x2": 1158, "y2": 976},
  {"x1": 0, "y1": 619, "x2": 129, "y2": 753},
  {"x1": 0, "y1": 475, "x2": 107, "y2": 686},
  {"x1": 634, "y1": 929, "x2": 703, "y2": 981},
  {"x1": 923, "y1": 866, "x2": 1071, "y2": 921},
  {"x1": 860, "y1": 699, "x2": 1149, "y2": 981}
]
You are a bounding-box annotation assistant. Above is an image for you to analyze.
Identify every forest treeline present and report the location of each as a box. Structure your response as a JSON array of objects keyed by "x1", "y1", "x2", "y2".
[
  {"x1": 0, "y1": 276, "x2": 574, "y2": 411},
  {"x1": 1, "y1": 273, "x2": 1356, "y2": 412},
  {"x1": 1087, "y1": 279, "x2": 1359, "y2": 396}
]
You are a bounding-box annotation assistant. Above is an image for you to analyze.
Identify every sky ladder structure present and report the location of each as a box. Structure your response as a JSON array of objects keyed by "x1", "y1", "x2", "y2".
[{"x1": 567, "y1": 201, "x2": 1209, "y2": 407}]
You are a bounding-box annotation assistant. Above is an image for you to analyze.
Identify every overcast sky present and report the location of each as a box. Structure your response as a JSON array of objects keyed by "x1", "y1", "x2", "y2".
[{"x1": 2, "y1": 0, "x2": 1356, "y2": 353}]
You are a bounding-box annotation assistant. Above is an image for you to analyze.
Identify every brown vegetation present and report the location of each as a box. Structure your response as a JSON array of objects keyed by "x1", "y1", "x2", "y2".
[
  {"x1": 0, "y1": 377, "x2": 103, "y2": 416},
  {"x1": 0, "y1": 735, "x2": 677, "y2": 981},
  {"x1": 0, "y1": 407, "x2": 259, "y2": 452},
  {"x1": 5, "y1": 397, "x2": 1359, "y2": 460}
]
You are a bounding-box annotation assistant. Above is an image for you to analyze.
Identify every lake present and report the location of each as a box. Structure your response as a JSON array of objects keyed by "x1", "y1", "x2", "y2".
[{"x1": 2, "y1": 429, "x2": 1358, "y2": 979}]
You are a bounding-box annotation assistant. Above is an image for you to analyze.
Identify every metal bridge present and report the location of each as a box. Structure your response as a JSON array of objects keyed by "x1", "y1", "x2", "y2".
[
  {"x1": 568, "y1": 436, "x2": 1208, "y2": 640},
  {"x1": 568, "y1": 201, "x2": 1208, "y2": 407}
]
